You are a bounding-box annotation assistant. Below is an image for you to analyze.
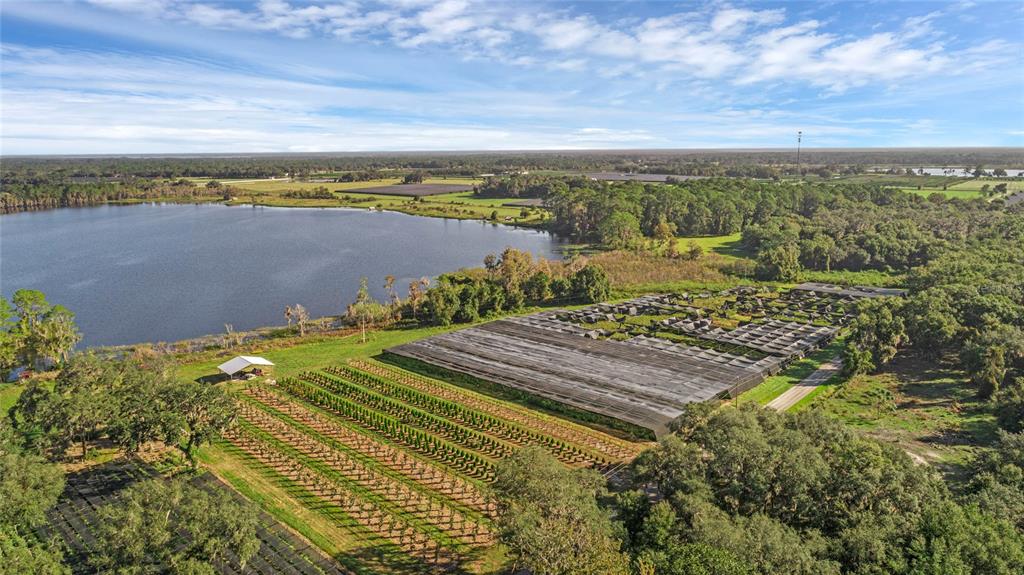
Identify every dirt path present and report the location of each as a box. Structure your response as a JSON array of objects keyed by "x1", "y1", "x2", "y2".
[{"x1": 767, "y1": 356, "x2": 842, "y2": 411}]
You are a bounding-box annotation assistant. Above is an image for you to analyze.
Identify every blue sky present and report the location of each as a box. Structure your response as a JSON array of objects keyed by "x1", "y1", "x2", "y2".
[{"x1": 1, "y1": 0, "x2": 1022, "y2": 154}]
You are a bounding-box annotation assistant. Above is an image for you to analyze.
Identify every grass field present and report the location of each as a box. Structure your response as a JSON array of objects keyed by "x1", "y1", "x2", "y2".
[
  {"x1": 674, "y1": 233, "x2": 748, "y2": 261},
  {"x1": 208, "y1": 178, "x2": 545, "y2": 225},
  {"x1": 177, "y1": 324, "x2": 463, "y2": 383},
  {"x1": 899, "y1": 177, "x2": 1024, "y2": 200},
  {"x1": 810, "y1": 353, "x2": 998, "y2": 470}
]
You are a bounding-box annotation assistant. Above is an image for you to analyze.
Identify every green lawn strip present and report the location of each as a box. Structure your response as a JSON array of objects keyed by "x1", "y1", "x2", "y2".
[
  {"x1": 798, "y1": 269, "x2": 904, "y2": 287},
  {"x1": 737, "y1": 338, "x2": 846, "y2": 406},
  {"x1": 199, "y1": 440, "x2": 418, "y2": 575},
  {"x1": 332, "y1": 364, "x2": 612, "y2": 465},
  {"x1": 221, "y1": 185, "x2": 547, "y2": 225},
  {"x1": 0, "y1": 383, "x2": 26, "y2": 412},
  {"x1": 302, "y1": 371, "x2": 516, "y2": 461},
  {"x1": 901, "y1": 187, "x2": 984, "y2": 200},
  {"x1": 426, "y1": 191, "x2": 524, "y2": 207},
  {"x1": 236, "y1": 420, "x2": 470, "y2": 554},
  {"x1": 275, "y1": 377, "x2": 496, "y2": 482},
  {"x1": 238, "y1": 391, "x2": 489, "y2": 524},
  {"x1": 175, "y1": 324, "x2": 463, "y2": 382}
]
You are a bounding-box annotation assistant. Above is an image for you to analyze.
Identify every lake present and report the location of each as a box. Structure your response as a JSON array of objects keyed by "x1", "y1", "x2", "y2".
[{"x1": 0, "y1": 203, "x2": 566, "y2": 347}]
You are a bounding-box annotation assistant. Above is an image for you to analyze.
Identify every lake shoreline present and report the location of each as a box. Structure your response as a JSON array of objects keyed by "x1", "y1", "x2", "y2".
[{"x1": 2, "y1": 203, "x2": 566, "y2": 347}]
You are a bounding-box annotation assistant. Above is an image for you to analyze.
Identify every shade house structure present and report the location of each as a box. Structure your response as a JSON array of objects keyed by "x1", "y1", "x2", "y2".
[{"x1": 218, "y1": 356, "x2": 274, "y2": 378}]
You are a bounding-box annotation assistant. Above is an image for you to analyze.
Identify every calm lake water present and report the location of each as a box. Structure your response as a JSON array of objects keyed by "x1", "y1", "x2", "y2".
[{"x1": 0, "y1": 203, "x2": 566, "y2": 347}]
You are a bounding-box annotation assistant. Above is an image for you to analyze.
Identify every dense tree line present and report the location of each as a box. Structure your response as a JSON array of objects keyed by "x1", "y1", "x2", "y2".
[
  {"x1": 9, "y1": 353, "x2": 237, "y2": 468},
  {"x1": 535, "y1": 177, "x2": 1010, "y2": 279},
  {"x1": 0, "y1": 178, "x2": 219, "y2": 213},
  {"x1": 842, "y1": 216, "x2": 1024, "y2": 424},
  {"x1": 492, "y1": 404, "x2": 1024, "y2": 575},
  {"x1": 4, "y1": 149, "x2": 1018, "y2": 184},
  {"x1": 414, "y1": 249, "x2": 611, "y2": 326}
]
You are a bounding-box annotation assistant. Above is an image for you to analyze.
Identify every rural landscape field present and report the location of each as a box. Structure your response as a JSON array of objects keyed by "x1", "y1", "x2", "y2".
[{"x1": 2, "y1": 1, "x2": 1023, "y2": 574}]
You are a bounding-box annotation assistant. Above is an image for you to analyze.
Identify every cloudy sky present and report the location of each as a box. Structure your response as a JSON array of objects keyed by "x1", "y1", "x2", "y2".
[{"x1": 1, "y1": 0, "x2": 1022, "y2": 154}]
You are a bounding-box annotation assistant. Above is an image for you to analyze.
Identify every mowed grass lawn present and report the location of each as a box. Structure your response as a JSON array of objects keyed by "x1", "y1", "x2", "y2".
[
  {"x1": 675, "y1": 233, "x2": 749, "y2": 261},
  {"x1": 176, "y1": 323, "x2": 464, "y2": 382}
]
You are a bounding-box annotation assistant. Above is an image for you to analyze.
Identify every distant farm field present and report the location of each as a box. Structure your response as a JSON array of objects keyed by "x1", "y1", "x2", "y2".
[
  {"x1": 900, "y1": 177, "x2": 1024, "y2": 200},
  {"x1": 345, "y1": 183, "x2": 474, "y2": 196}
]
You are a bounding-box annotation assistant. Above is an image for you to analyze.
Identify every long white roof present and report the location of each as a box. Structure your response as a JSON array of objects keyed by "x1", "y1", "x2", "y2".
[{"x1": 218, "y1": 355, "x2": 275, "y2": 375}]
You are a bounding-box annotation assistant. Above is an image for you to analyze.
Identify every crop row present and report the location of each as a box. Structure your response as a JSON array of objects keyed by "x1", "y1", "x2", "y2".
[
  {"x1": 277, "y1": 378, "x2": 496, "y2": 481},
  {"x1": 350, "y1": 360, "x2": 646, "y2": 460},
  {"x1": 299, "y1": 371, "x2": 514, "y2": 459},
  {"x1": 325, "y1": 364, "x2": 608, "y2": 467},
  {"x1": 225, "y1": 425, "x2": 463, "y2": 567},
  {"x1": 245, "y1": 385, "x2": 493, "y2": 513},
  {"x1": 237, "y1": 398, "x2": 493, "y2": 546}
]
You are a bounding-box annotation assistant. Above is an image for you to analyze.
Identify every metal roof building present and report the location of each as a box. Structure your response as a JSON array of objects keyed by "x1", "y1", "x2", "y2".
[
  {"x1": 217, "y1": 356, "x2": 274, "y2": 376},
  {"x1": 387, "y1": 315, "x2": 767, "y2": 437},
  {"x1": 791, "y1": 282, "x2": 907, "y2": 298}
]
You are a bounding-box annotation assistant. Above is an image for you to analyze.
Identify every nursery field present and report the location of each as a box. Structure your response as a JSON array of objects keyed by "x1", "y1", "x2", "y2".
[{"x1": 207, "y1": 360, "x2": 647, "y2": 574}]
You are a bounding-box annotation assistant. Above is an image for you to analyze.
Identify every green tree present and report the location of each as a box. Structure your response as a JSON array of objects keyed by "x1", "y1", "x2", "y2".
[
  {"x1": 90, "y1": 478, "x2": 259, "y2": 574},
  {"x1": 569, "y1": 264, "x2": 611, "y2": 303},
  {"x1": 994, "y1": 379, "x2": 1024, "y2": 433},
  {"x1": 492, "y1": 447, "x2": 629, "y2": 575},
  {"x1": 844, "y1": 298, "x2": 907, "y2": 373},
  {"x1": 755, "y1": 243, "x2": 801, "y2": 281},
  {"x1": 653, "y1": 219, "x2": 677, "y2": 241},
  {"x1": 11, "y1": 354, "x2": 115, "y2": 459},
  {"x1": 0, "y1": 420, "x2": 67, "y2": 575},
  {"x1": 524, "y1": 271, "x2": 553, "y2": 302},
  {"x1": 598, "y1": 211, "x2": 642, "y2": 249},
  {"x1": 402, "y1": 171, "x2": 425, "y2": 184},
  {"x1": 164, "y1": 382, "x2": 237, "y2": 470},
  {"x1": 0, "y1": 298, "x2": 20, "y2": 378},
  {"x1": 107, "y1": 359, "x2": 180, "y2": 455},
  {"x1": 686, "y1": 240, "x2": 704, "y2": 261},
  {"x1": 424, "y1": 281, "x2": 461, "y2": 326},
  {"x1": 8, "y1": 290, "x2": 81, "y2": 369},
  {"x1": 345, "y1": 277, "x2": 392, "y2": 342}
]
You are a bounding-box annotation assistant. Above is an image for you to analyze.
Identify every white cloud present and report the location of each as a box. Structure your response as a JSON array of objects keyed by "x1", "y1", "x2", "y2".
[
  {"x1": 67, "y1": 1, "x2": 1013, "y2": 95},
  {"x1": 710, "y1": 7, "x2": 784, "y2": 35}
]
